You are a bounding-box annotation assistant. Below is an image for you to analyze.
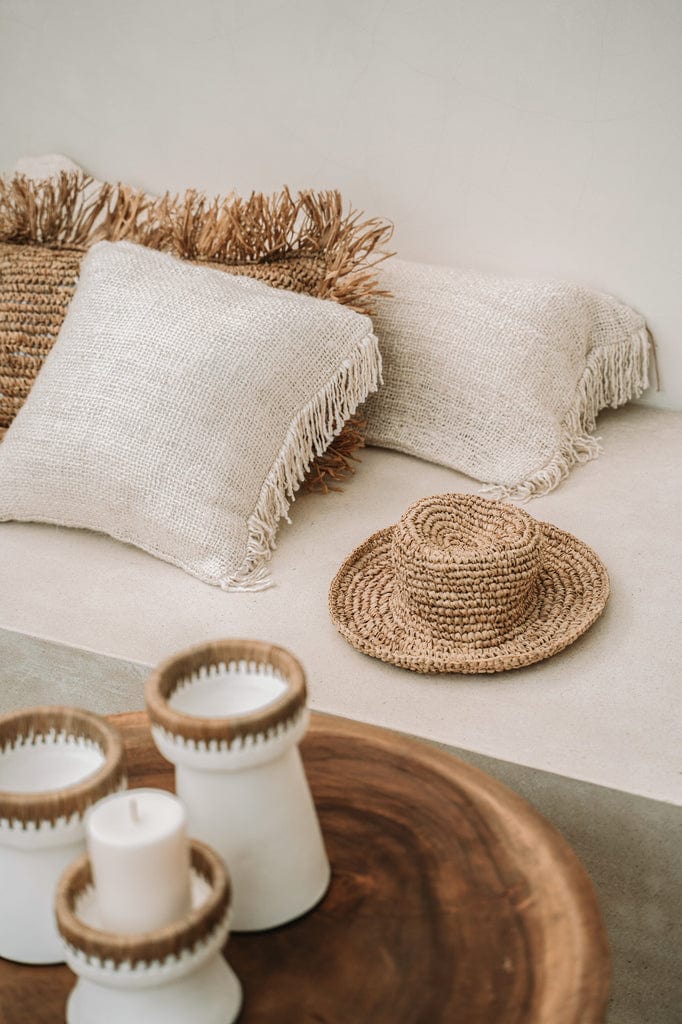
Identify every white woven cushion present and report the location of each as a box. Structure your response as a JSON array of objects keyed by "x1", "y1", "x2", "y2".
[
  {"x1": 12, "y1": 153, "x2": 86, "y2": 180},
  {"x1": 363, "y1": 259, "x2": 651, "y2": 498},
  {"x1": 0, "y1": 240, "x2": 380, "y2": 590}
]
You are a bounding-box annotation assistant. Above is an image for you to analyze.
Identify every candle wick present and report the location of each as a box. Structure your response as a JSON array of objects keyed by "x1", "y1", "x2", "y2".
[{"x1": 129, "y1": 797, "x2": 140, "y2": 824}]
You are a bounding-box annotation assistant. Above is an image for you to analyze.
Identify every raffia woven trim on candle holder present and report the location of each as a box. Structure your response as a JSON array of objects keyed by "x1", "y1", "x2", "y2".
[
  {"x1": 329, "y1": 494, "x2": 609, "y2": 674},
  {"x1": 56, "y1": 840, "x2": 230, "y2": 967},
  {"x1": 0, "y1": 174, "x2": 393, "y2": 491},
  {"x1": 146, "y1": 639, "x2": 307, "y2": 746},
  {"x1": 0, "y1": 707, "x2": 125, "y2": 827}
]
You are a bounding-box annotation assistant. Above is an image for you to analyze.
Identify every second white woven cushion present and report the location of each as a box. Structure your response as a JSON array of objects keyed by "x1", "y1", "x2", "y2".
[
  {"x1": 0, "y1": 241, "x2": 380, "y2": 590},
  {"x1": 363, "y1": 259, "x2": 650, "y2": 498}
]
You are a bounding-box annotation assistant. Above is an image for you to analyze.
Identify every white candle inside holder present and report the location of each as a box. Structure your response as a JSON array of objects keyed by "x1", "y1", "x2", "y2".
[{"x1": 86, "y1": 788, "x2": 192, "y2": 934}]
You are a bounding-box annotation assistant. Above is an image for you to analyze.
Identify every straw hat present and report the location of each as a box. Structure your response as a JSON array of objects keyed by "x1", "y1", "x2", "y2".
[{"x1": 328, "y1": 494, "x2": 609, "y2": 674}]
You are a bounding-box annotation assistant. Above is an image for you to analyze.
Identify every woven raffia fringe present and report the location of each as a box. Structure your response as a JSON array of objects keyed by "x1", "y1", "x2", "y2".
[{"x1": 0, "y1": 173, "x2": 393, "y2": 489}]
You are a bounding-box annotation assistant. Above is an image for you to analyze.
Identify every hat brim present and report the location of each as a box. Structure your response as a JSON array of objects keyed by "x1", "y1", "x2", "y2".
[{"x1": 328, "y1": 521, "x2": 609, "y2": 674}]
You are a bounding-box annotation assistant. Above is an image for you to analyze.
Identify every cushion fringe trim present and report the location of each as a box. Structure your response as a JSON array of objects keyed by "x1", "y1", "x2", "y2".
[
  {"x1": 482, "y1": 324, "x2": 651, "y2": 501},
  {"x1": 0, "y1": 172, "x2": 153, "y2": 248},
  {"x1": 221, "y1": 332, "x2": 382, "y2": 592}
]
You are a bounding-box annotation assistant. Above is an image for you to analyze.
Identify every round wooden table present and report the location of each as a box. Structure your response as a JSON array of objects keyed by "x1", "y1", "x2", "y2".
[{"x1": 0, "y1": 711, "x2": 609, "y2": 1023}]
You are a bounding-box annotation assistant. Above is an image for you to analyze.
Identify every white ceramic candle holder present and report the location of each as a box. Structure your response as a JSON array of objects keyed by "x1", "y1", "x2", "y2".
[
  {"x1": 145, "y1": 640, "x2": 331, "y2": 932},
  {"x1": 0, "y1": 706, "x2": 126, "y2": 965},
  {"x1": 56, "y1": 839, "x2": 241, "y2": 1024}
]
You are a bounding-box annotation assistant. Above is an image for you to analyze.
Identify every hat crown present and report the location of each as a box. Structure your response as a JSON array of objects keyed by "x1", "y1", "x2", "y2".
[{"x1": 391, "y1": 495, "x2": 541, "y2": 645}]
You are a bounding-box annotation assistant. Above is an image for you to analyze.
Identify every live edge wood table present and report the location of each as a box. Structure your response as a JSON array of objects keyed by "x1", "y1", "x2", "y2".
[{"x1": 0, "y1": 711, "x2": 610, "y2": 1024}]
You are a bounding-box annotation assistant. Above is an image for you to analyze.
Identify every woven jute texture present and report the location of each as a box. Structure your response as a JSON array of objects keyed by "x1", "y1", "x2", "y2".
[
  {"x1": 329, "y1": 493, "x2": 609, "y2": 674},
  {"x1": 0, "y1": 241, "x2": 381, "y2": 591},
  {"x1": 0, "y1": 172, "x2": 392, "y2": 491},
  {"x1": 362, "y1": 259, "x2": 651, "y2": 499},
  {"x1": 0, "y1": 243, "x2": 81, "y2": 437},
  {"x1": 0, "y1": 171, "x2": 155, "y2": 439}
]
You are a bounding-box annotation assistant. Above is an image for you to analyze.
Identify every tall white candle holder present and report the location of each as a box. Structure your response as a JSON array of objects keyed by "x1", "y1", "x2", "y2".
[
  {"x1": 56, "y1": 839, "x2": 242, "y2": 1024},
  {"x1": 145, "y1": 639, "x2": 331, "y2": 932},
  {"x1": 0, "y1": 706, "x2": 126, "y2": 965}
]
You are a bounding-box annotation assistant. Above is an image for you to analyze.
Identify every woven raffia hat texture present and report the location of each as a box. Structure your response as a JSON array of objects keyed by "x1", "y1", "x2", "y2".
[{"x1": 329, "y1": 493, "x2": 609, "y2": 674}]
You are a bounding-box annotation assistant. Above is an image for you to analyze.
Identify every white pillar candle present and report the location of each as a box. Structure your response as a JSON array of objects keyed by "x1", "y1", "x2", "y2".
[{"x1": 86, "y1": 788, "x2": 192, "y2": 934}]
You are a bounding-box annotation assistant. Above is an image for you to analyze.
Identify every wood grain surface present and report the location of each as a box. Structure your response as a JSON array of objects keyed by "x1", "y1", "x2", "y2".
[{"x1": 0, "y1": 711, "x2": 610, "y2": 1023}]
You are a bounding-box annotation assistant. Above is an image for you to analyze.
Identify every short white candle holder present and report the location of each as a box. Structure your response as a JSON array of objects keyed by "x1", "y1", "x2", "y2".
[
  {"x1": 56, "y1": 839, "x2": 241, "y2": 1024},
  {"x1": 0, "y1": 706, "x2": 126, "y2": 965},
  {"x1": 145, "y1": 639, "x2": 331, "y2": 932}
]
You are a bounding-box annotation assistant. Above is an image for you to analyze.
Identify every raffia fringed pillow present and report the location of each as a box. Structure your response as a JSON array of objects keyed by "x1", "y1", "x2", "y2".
[
  {"x1": 141, "y1": 186, "x2": 393, "y2": 492},
  {"x1": 0, "y1": 171, "x2": 156, "y2": 439},
  {"x1": 0, "y1": 241, "x2": 381, "y2": 590},
  {"x1": 362, "y1": 259, "x2": 651, "y2": 499},
  {"x1": 0, "y1": 165, "x2": 393, "y2": 492}
]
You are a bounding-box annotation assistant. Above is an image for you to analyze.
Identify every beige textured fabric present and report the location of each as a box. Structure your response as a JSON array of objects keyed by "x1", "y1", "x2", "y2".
[
  {"x1": 12, "y1": 153, "x2": 88, "y2": 180},
  {"x1": 0, "y1": 241, "x2": 381, "y2": 590},
  {"x1": 363, "y1": 259, "x2": 651, "y2": 498}
]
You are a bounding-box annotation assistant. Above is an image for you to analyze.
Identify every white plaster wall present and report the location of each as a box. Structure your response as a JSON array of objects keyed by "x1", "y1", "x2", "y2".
[{"x1": 1, "y1": 0, "x2": 680, "y2": 407}]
